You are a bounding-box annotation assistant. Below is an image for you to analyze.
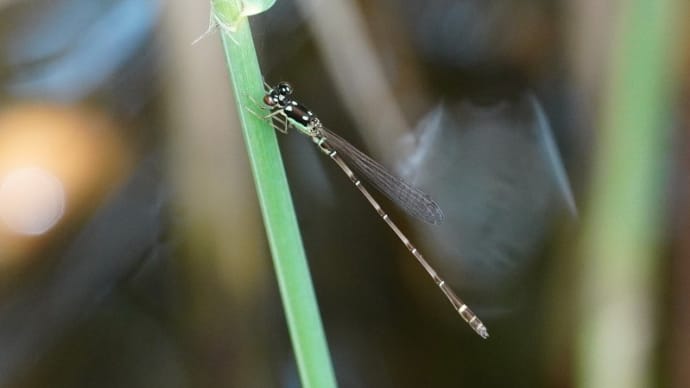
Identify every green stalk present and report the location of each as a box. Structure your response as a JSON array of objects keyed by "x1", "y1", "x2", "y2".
[
  {"x1": 212, "y1": 1, "x2": 337, "y2": 387},
  {"x1": 577, "y1": 1, "x2": 684, "y2": 388}
]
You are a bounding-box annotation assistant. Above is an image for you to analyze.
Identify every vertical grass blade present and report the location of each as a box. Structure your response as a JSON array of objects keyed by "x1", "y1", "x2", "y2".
[
  {"x1": 577, "y1": 1, "x2": 685, "y2": 388},
  {"x1": 212, "y1": 1, "x2": 338, "y2": 387}
]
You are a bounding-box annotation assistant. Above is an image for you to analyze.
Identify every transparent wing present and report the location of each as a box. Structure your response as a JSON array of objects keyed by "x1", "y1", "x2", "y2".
[{"x1": 321, "y1": 127, "x2": 444, "y2": 224}]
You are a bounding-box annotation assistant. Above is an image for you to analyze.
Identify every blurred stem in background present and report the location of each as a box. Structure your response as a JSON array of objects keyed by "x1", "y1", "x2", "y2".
[
  {"x1": 293, "y1": 0, "x2": 409, "y2": 163},
  {"x1": 212, "y1": 1, "x2": 338, "y2": 387},
  {"x1": 577, "y1": 1, "x2": 685, "y2": 388},
  {"x1": 163, "y1": 0, "x2": 271, "y2": 386}
]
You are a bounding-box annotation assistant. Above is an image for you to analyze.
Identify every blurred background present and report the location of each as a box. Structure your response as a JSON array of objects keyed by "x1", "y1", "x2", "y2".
[{"x1": 0, "y1": 0, "x2": 687, "y2": 387}]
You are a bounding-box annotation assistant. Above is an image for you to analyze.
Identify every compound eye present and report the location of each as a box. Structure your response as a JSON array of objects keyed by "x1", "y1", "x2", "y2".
[
  {"x1": 263, "y1": 94, "x2": 275, "y2": 106},
  {"x1": 277, "y1": 82, "x2": 293, "y2": 96}
]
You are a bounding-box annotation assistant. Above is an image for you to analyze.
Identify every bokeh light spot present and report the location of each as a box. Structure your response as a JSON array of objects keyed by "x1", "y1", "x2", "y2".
[{"x1": 0, "y1": 167, "x2": 65, "y2": 235}]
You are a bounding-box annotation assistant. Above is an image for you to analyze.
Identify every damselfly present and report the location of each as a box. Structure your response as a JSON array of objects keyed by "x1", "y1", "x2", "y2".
[{"x1": 253, "y1": 81, "x2": 489, "y2": 339}]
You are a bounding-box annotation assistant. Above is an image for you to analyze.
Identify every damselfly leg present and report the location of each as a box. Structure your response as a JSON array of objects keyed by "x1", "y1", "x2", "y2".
[{"x1": 246, "y1": 94, "x2": 290, "y2": 134}]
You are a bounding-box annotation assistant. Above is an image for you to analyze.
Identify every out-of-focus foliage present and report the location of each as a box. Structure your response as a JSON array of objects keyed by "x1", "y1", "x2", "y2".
[{"x1": 0, "y1": 0, "x2": 687, "y2": 387}]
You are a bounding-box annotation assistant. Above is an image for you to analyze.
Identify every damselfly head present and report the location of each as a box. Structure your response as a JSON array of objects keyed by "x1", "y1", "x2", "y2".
[
  {"x1": 276, "y1": 81, "x2": 293, "y2": 96},
  {"x1": 264, "y1": 82, "x2": 294, "y2": 108}
]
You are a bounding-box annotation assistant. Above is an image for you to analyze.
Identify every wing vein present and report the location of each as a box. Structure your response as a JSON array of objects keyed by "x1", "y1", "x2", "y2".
[{"x1": 322, "y1": 127, "x2": 444, "y2": 224}]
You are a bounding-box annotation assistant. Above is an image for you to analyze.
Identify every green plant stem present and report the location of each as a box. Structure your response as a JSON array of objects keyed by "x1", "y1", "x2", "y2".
[
  {"x1": 577, "y1": 1, "x2": 684, "y2": 388},
  {"x1": 214, "y1": 2, "x2": 338, "y2": 387}
]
